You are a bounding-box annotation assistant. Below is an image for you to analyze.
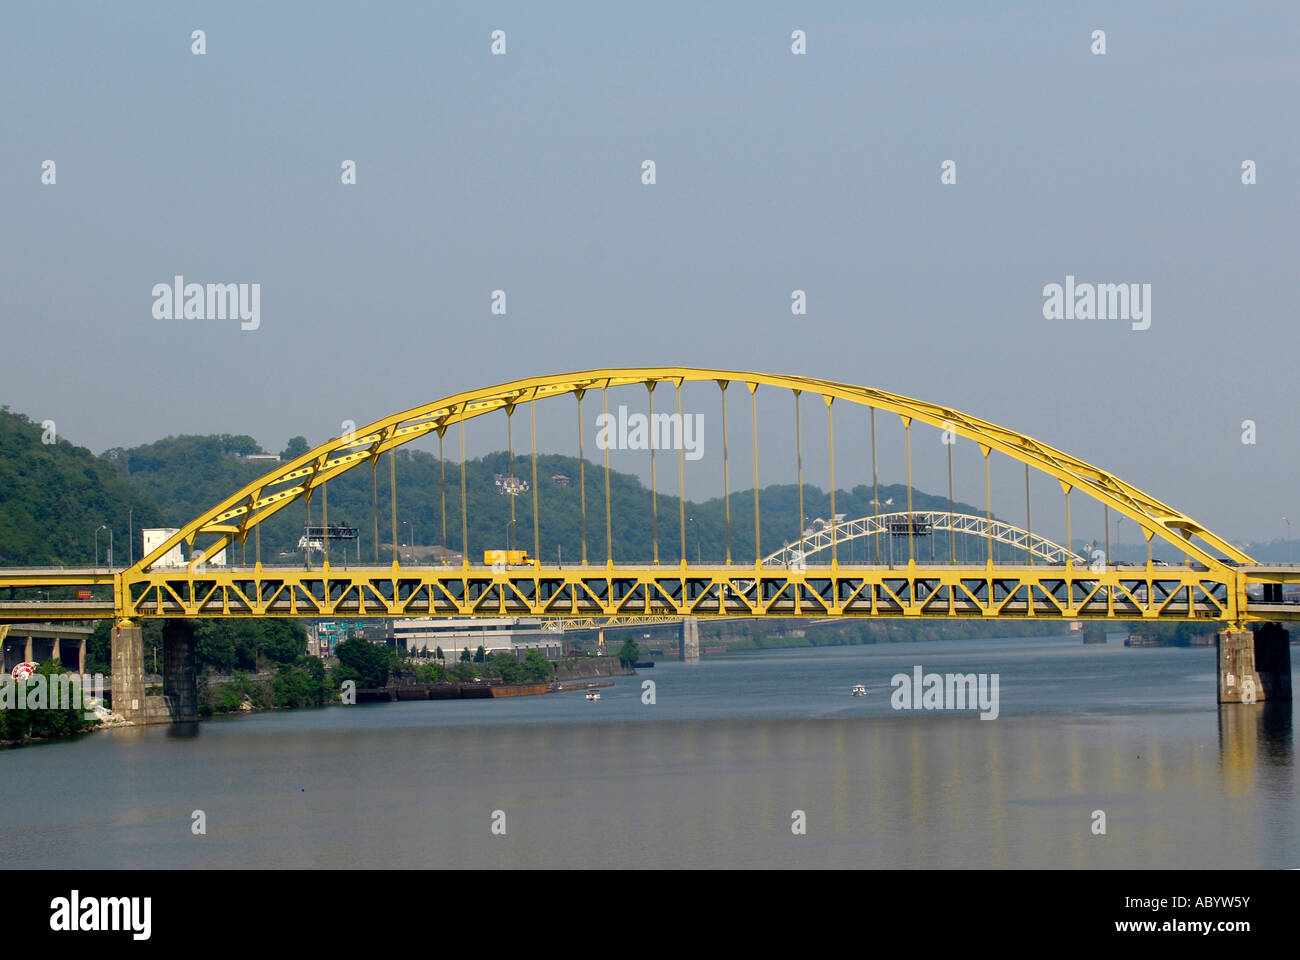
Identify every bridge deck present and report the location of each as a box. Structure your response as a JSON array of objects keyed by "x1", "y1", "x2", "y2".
[{"x1": 5, "y1": 562, "x2": 1299, "y2": 623}]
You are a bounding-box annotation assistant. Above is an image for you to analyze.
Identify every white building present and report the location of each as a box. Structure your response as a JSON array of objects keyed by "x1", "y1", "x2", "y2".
[
  {"x1": 142, "y1": 528, "x2": 185, "y2": 568},
  {"x1": 389, "y1": 617, "x2": 562, "y2": 660},
  {"x1": 142, "y1": 528, "x2": 226, "y2": 567}
]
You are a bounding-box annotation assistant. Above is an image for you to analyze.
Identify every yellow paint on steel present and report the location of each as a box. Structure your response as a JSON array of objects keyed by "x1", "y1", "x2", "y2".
[
  {"x1": 111, "y1": 563, "x2": 1259, "y2": 623},
  {"x1": 78, "y1": 366, "x2": 1255, "y2": 622}
]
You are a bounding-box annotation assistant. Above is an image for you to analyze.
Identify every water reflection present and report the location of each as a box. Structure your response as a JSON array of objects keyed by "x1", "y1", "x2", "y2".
[
  {"x1": 1219, "y1": 699, "x2": 1293, "y2": 773},
  {"x1": 0, "y1": 638, "x2": 1295, "y2": 868}
]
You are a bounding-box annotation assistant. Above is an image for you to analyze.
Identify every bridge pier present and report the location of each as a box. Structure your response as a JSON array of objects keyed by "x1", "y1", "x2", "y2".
[
  {"x1": 110, "y1": 621, "x2": 198, "y2": 723},
  {"x1": 111, "y1": 623, "x2": 146, "y2": 723},
  {"x1": 162, "y1": 621, "x2": 198, "y2": 722},
  {"x1": 1217, "y1": 624, "x2": 1292, "y2": 704},
  {"x1": 678, "y1": 617, "x2": 700, "y2": 662}
]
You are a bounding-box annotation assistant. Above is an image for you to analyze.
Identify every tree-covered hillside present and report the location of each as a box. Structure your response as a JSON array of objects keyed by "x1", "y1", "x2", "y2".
[
  {"x1": 0, "y1": 407, "x2": 1004, "y2": 568},
  {"x1": 103, "y1": 439, "x2": 992, "y2": 566},
  {"x1": 0, "y1": 409, "x2": 161, "y2": 566}
]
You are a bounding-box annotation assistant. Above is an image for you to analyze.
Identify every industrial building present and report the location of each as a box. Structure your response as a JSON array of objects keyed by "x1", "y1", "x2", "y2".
[{"x1": 387, "y1": 617, "x2": 562, "y2": 660}]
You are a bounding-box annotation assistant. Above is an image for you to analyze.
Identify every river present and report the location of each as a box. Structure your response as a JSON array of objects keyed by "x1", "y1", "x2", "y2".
[{"x1": 1, "y1": 634, "x2": 1294, "y2": 869}]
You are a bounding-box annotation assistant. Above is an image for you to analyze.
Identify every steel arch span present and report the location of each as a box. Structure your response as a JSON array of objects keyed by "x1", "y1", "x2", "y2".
[
  {"x1": 763, "y1": 511, "x2": 1085, "y2": 568},
  {"x1": 100, "y1": 366, "x2": 1265, "y2": 625}
]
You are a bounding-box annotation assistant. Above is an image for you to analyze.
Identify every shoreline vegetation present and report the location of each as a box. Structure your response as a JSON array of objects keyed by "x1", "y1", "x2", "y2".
[
  {"x1": 0, "y1": 660, "x2": 104, "y2": 747},
  {"x1": 197, "y1": 644, "x2": 635, "y2": 717},
  {"x1": 4, "y1": 618, "x2": 1229, "y2": 745}
]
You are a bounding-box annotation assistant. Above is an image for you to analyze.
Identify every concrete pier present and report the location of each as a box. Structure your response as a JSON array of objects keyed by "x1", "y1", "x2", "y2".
[
  {"x1": 678, "y1": 617, "x2": 700, "y2": 662},
  {"x1": 111, "y1": 622, "x2": 146, "y2": 723},
  {"x1": 162, "y1": 620, "x2": 198, "y2": 722},
  {"x1": 111, "y1": 621, "x2": 198, "y2": 724},
  {"x1": 1217, "y1": 624, "x2": 1292, "y2": 704}
]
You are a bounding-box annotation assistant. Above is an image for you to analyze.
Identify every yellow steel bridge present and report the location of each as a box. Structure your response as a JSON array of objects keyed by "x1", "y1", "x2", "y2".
[{"x1": 2, "y1": 367, "x2": 1296, "y2": 628}]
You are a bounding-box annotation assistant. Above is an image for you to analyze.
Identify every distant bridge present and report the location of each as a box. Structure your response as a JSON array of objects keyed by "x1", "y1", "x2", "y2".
[{"x1": 1, "y1": 367, "x2": 1292, "y2": 717}]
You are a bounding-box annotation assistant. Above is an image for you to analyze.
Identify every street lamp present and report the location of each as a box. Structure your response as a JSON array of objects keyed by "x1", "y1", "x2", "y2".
[
  {"x1": 128, "y1": 506, "x2": 134, "y2": 566},
  {"x1": 94, "y1": 524, "x2": 108, "y2": 570},
  {"x1": 688, "y1": 517, "x2": 701, "y2": 564},
  {"x1": 1285, "y1": 516, "x2": 1292, "y2": 564},
  {"x1": 506, "y1": 519, "x2": 518, "y2": 552}
]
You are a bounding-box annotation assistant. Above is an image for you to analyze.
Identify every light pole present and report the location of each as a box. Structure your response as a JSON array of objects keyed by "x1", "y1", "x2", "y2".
[
  {"x1": 688, "y1": 517, "x2": 701, "y2": 564},
  {"x1": 557, "y1": 543, "x2": 562, "y2": 569},
  {"x1": 1285, "y1": 516, "x2": 1292, "y2": 564},
  {"x1": 507, "y1": 519, "x2": 518, "y2": 552},
  {"x1": 94, "y1": 524, "x2": 107, "y2": 570},
  {"x1": 128, "y1": 506, "x2": 134, "y2": 566}
]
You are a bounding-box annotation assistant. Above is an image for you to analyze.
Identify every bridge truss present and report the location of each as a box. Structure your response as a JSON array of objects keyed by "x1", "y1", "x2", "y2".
[{"x1": 3, "y1": 367, "x2": 1295, "y2": 627}]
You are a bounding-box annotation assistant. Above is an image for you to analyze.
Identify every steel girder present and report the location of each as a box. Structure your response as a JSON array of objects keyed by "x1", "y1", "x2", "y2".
[
  {"x1": 115, "y1": 563, "x2": 1259, "y2": 623},
  {"x1": 43, "y1": 365, "x2": 1245, "y2": 625}
]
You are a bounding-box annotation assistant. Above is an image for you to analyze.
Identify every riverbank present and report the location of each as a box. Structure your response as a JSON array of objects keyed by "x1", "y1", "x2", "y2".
[
  {"x1": 553, "y1": 659, "x2": 635, "y2": 681},
  {"x1": 357, "y1": 680, "x2": 551, "y2": 701},
  {"x1": 195, "y1": 657, "x2": 635, "y2": 716},
  {"x1": 199, "y1": 673, "x2": 275, "y2": 716}
]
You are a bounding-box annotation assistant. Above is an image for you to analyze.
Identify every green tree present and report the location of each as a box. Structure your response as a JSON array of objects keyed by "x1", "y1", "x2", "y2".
[
  {"x1": 460, "y1": 647, "x2": 471, "y2": 662},
  {"x1": 189, "y1": 619, "x2": 308, "y2": 673},
  {"x1": 280, "y1": 436, "x2": 310, "y2": 461},
  {"x1": 489, "y1": 651, "x2": 525, "y2": 682},
  {"x1": 335, "y1": 637, "x2": 390, "y2": 688},
  {"x1": 522, "y1": 648, "x2": 554, "y2": 682},
  {"x1": 272, "y1": 656, "x2": 330, "y2": 708},
  {"x1": 474, "y1": 644, "x2": 486, "y2": 663},
  {"x1": 412, "y1": 662, "x2": 446, "y2": 683},
  {"x1": 0, "y1": 660, "x2": 98, "y2": 742},
  {"x1": 617, "y1": 639, "x2": 641, "y2": 666},
  {"x1": 449, "y1": 662, "x2": 478, "y2": 681},
  {"x1": 194, "y1": 622, "x2": 237, "y2": 673},
  {"x1": 259, "y1": 621, "x2": 308, "y2": 664}
]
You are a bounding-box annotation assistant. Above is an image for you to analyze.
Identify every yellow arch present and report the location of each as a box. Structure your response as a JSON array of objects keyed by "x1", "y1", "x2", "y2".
[{"x1": 129, "y1": 368, "x2": 1251, "y2": 576}]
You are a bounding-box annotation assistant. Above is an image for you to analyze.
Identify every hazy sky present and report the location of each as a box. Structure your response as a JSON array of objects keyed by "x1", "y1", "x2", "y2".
[{"x1": 3, "y1": 1, "x2": 1297, "y2": 547}]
